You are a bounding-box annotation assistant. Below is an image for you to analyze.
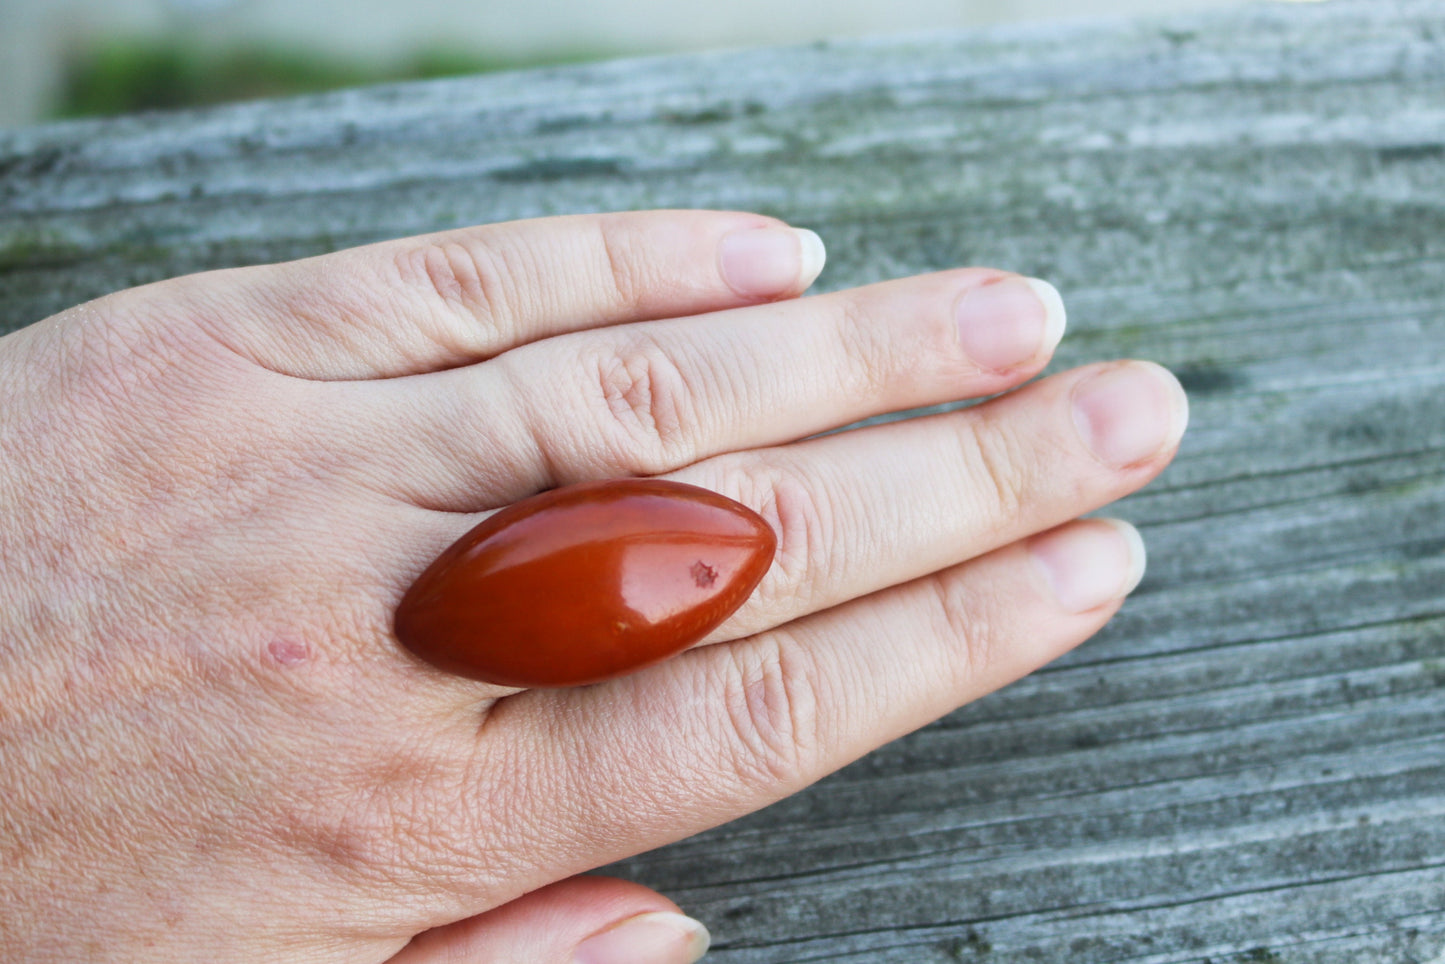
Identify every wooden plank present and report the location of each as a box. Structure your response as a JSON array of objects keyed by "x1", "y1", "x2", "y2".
[{"x1": 2, "y1": 0, "x2": 1443, "y2": 960}]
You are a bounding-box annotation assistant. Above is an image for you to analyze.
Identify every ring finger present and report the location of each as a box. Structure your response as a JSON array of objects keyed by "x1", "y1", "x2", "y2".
[
  {"x1": 674, "y1": 359, "x2": 1188, "y2": 644},
  {"x1": 390, "y1": 360, "x2": 1186, "y2": 697}
]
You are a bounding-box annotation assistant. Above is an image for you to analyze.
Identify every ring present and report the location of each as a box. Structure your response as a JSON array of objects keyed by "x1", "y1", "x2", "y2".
[{"x1": 395, "y1": 479, "x2": 775, "y2": 687}]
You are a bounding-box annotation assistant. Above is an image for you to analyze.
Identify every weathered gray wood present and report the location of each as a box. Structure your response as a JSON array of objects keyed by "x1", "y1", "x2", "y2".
[{"x1": 3, "y1": 1, "x2": 1444, "y2": 960}]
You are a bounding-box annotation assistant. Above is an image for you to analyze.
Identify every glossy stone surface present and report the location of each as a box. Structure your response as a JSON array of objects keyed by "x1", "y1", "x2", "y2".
[{"x1": 395, "y1": 479, "x2": 777, "y2": 687}]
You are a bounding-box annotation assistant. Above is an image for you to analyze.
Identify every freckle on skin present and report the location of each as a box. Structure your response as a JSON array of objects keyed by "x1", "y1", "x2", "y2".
[{"x1": 267, "y1": 638, "x2": 309, "y2": 667}]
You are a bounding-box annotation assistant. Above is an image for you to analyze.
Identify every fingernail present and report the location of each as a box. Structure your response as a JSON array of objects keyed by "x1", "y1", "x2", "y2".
[
  {"x1": 1071, "y1": 361, "x2": 1189, "y2": 467},
  {"x1": 1029, "y1": 519, "x2": 1146, "y2": 613},
  {"x1": 573, "y1": 911, "x2": 711, "y2": 964},
  {"x1": 719, "y1": 226, "x2": 826, "y2": 297},
  {"x1": 954, "y1": 276, "x2": 1066, "y2": 372}
]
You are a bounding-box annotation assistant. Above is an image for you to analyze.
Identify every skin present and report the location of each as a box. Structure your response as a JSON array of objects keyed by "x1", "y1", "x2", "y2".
[{"x1": 0, "y1": 210, "x2": 1186, "y2": 963}]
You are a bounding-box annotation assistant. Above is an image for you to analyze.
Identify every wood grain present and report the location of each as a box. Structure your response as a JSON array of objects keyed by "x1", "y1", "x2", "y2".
[{"x1": 3, "y1": 1, "x2": 1443, "y2": 960}]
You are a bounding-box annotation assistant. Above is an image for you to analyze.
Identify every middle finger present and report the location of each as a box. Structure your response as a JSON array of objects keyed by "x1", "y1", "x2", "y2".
[
  {"x1": 340, "y1": 269, "x2": 1066, "y2": 509},
  {"x1": 384, "y1": 359, "x2": 1186, "y2": 693}
]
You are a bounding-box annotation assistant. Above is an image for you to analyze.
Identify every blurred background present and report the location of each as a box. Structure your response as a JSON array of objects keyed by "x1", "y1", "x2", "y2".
[{"x1": 1, "y1": 0, "x2": 1283, "y2": 128}]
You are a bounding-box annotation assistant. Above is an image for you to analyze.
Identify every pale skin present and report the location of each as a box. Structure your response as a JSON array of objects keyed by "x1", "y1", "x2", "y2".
[{"x1": 0, "y1": 210, "x2": 1187, "y2": 964}]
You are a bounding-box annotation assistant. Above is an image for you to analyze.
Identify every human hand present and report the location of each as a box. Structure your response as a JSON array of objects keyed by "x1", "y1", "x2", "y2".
[{"x1": 0, "y1": 210, "x2": 1186, "y2": 963}]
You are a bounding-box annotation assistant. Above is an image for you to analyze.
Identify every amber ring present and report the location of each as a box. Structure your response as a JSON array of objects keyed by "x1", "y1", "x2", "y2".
[{"x1": 395, "y1": 479, "x2": 776, "y2": 687}]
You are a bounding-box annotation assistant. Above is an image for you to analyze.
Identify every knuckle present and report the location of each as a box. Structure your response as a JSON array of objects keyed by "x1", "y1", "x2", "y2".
[
  {"x1": 62, "y1": 301, "x2": 168, "y2": 389},
  {"x1": 594, "y1": 216, "x2": 649, "y2": 314},
  {"x1": 835, "y1": 293, "x2": 899, "y2": 400},
  {"x1": 260, "y1": 775, "x2": 407, "y2": 887},
  {"x1": 268, "y1": 737, "x2": 502, "y2": 900},
  {"x1": 391, "y1": 767, "x2": 511, "y2": 897},
  {"x1": 716, "y1": 459, "x2": 834, "y2": 622},
  {"x1": 835, "y1": 282, "x2": 962, "y2": 400},
  {"x1": 43, "y1": 295, "x2": 218, "y2": 422},
  {"x1": 589, "y1": 337, "x2": 695, "y2": 472},
  {"x1": 392, "y1": 238, "x2": 517, "y2": 351},
  {"x1": 957, "y1": 418, "x2": 1031, "y2": 529},
  {"x1": 925, "y1": 571, "x2": 995, "y2": 687},
  {"x1": 716, "y1": 633, "x2": 821, "y2": 787}
]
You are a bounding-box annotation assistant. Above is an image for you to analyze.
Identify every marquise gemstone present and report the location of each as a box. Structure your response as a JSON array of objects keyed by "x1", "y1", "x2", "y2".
[{"x1": 395, "y1": 479, "x2": 776, "y2": 687}]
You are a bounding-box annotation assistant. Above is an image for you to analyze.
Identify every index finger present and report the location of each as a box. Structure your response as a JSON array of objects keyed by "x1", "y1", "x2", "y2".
[{"x1": 142, "y1": 210, "x2": 826, "y2": 380}]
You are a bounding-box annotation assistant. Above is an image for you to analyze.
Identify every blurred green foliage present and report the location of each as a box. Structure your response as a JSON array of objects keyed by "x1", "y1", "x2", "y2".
[{"x1": 55, "y1": 38, "x2": 611, "y2": 118}]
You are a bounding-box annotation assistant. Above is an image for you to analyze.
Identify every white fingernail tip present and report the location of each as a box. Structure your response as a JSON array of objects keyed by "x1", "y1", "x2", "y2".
[
  {"x1": 1023, "y1": 277, "x2": 1067, "y2": 354},
  {"x1": 793, "y1": 228, "x2": 827, "y2": 289},
  {"x1": 1102, "y1": 518, "x2": 1148, "y2": 597},
  {"x1": 1030, "y1": 518, "x2": 1147, "y2": 613}
]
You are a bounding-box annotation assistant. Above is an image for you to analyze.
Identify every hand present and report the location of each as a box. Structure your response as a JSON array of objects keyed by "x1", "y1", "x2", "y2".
[{"x1": 0, "y1": 210, "x2": 1186, "y2": 963}]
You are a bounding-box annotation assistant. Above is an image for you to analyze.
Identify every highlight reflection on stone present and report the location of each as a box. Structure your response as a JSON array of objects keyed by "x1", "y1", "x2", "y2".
[{"x1": 394, "y1": 479, "x2": 776, "y2": 687}]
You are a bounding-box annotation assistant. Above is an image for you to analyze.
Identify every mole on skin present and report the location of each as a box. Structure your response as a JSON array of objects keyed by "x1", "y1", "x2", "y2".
[{"x1": 267, "y1": 637, "x2": 309, "y2": 667}]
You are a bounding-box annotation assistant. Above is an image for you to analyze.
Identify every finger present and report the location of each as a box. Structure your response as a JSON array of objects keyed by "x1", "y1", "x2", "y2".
[
  {"x1": 674, "y1": 359, "x2": 1187, "y2": 641},
  {"x1": 376, "y1": 361, "x2": 1181, "y2": 686},
  {"x1": 348, "y1": 268, "x2": 1067, "y2": 508},
  {"x1": 387, "y1": 876, "x2": 708, "y2": 964},
  {"x1": 476, "y1": 518, "x2": 1144, "y2": 883},
  {"x1": 147, "y1": 210, "x2": 826, "y2": 380}
]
